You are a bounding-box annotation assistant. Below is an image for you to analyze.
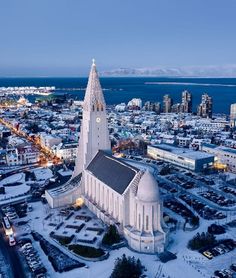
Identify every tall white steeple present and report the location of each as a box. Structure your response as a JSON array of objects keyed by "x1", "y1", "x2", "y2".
[{"x1": 73, "y1": 60, "x2": 111, "y2": 177}]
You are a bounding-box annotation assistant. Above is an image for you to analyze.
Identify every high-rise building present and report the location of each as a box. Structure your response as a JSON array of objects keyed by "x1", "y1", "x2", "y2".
[
  {"x1": 230, "y1": 103, "x2": 236, "y2": 127},
  {"x1": 163, "y1": 94, "x2": 173, "y2": 113},
  {"x1": 181, "y1": 90, "x2": 192, "y2": 113},
  {"x1": 171, "y1": 103, "x2": 182, "y2": 113},
  {"x1": 144, "y1": 101, "x2": 161, "y2": 114},
  {"x1": 144, "y1": 101, "x2": 151, "y2": 110},
  {"x1": 197, "y1": 93, "x2": 213, "y2": 118},
  {"x1": 153, "y1": 102, "x2": 161, "y2": 114}
]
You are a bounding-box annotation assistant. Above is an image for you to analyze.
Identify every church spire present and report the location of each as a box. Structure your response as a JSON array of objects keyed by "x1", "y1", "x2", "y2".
[
  {"x1": 73, "y1": 60, "x2": 111, "y2": 177},
  {"x1": 83, "y1": 59, "x2": 106, "y2": 112}
]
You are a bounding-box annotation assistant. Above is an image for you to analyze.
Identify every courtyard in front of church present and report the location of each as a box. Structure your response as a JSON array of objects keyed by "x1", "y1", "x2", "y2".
[
  {"x1": 16, "y1": 200, "x2": 106, "y2": 248},
  {"x1": 10, "y1": 200, "x2": 236, "y2": 278}
]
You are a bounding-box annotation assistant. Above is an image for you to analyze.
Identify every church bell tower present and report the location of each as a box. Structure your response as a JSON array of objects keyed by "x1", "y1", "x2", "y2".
[{"x1": 73, "y1": 60, "x2": 111, "y2": 177}]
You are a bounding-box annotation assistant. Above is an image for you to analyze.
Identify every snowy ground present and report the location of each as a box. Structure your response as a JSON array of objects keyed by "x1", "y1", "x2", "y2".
[
  {"x1": 16, "y1": 202, "x2": 106, "y2": 249},
  {"x1": 32, "y1": 167, "x2": 53, "y2": 181},
  {"x1": 0, "y1": 173, "x2": 26, "y2": 186},
  {"x1": 0, "y1": 173, "x2": 30, "y2": 201},
  {"x1": 11, "y1": 201, "x2": 236, "y2": 278},
  {"x1": 58, "y1": 169, "x2": 73, "y2": 177}
]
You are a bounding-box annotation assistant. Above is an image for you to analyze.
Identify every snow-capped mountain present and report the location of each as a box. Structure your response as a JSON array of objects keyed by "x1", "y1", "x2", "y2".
[{"x1": 101, "y1": 65, "x2": 236, "y2": 77}]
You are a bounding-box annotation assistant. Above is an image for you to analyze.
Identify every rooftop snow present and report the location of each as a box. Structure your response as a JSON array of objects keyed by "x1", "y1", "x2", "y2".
[{"x1": 152, "y1": 144, "x2": 215, "y2": 160}]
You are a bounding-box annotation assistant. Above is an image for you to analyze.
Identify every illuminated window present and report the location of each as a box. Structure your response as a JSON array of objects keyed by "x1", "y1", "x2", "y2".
[{"x1": 75, "y1": 198, "x2": 84, "y2": 207}]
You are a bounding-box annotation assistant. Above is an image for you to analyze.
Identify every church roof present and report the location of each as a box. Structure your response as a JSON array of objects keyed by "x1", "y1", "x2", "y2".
[
  {"x1": 86, "y1": 150, "x2": 139, "y2": 194},
  {"x1": 47, "y1": 173, "x2": 82, "y2": 197}
]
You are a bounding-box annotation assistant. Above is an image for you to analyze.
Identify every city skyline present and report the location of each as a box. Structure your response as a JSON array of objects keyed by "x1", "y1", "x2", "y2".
[
  {"x1": 1, "y1": 0, "x2": 236, "y2": 76},
  {"x1": 1, "y1": 60, "x2": 236, "y2": 278},
  {"x1": 1, "y1": 1, "x2": 236, "y2": 277}
]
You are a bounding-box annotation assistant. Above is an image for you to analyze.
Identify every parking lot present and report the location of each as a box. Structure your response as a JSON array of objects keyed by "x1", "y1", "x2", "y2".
[
  {"x1": 164, "y1": 199, "x2": 196, "y2": 221},
  {"x1": 158, "y1": 181, "x2": 178, "y2": 194},
  {"x1": 1, "y1": 202, "x2": 30, "y2": 221},
  {"x1": 200, "y1": 190, "x2": 235, "y2": 207},
  {"x1": 201, "y1": 239, "x2": 236, "y2": 260},
  {"x1": 19, "y1": 239, "x2": 47, "y2": 277},
  {"x1": 213, "y1": 263, "x2": 236, "y2": 278},
  {"x1": 179, "y1": 194, "x2": 226, "y2": 220},
  {"x1": 221, "y1": 186, "x2": 236, "y2": 197},
  {"x1": 167, "y1": 175, "x2": 197, "y2": 190}
]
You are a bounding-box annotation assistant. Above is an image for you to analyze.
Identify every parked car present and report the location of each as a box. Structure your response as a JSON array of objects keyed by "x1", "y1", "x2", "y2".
[
  {"x1": 9, "y1": 234, "x2": 16, "y2": 246},
  {"x1": 203, "y1": 251, "x2": 213, "y2": 259}
]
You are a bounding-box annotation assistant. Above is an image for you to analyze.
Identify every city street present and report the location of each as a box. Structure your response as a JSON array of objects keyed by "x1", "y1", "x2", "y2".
[{"x1": 0, "y1": 222, "x2": 26, "y2": 278}]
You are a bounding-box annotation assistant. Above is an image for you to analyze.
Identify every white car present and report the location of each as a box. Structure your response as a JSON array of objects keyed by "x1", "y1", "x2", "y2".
[
  {"x1": 29, "y1": 262, "x2": 40, "y2": 269},
  {"x1": 7, "y1": 213, "x2": 18, "y2": 220},
  {"x1": 22, "y1": 243, "x2": 32, "y2": 251}
]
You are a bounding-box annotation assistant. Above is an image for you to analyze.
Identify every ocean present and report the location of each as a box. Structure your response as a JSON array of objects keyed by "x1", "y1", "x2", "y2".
[{"x1": 1, "y1": 77, "x2": 236, "y2": 114}]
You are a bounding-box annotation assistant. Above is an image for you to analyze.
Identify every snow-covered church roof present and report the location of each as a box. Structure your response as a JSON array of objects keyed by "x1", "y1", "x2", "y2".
[{"x1": 136, "y1": 170, "x2": 160, "y2": 202}]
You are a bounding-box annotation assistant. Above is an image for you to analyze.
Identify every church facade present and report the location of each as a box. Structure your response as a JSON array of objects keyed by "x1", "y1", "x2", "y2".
[{"x1": 45, "y1": 61, "x2": 167, "y2": 253}]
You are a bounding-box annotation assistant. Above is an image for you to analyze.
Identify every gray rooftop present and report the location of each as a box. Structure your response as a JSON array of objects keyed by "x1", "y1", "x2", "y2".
[
  {"x1": 151, "y1": 144, "x2": 214, "y2": 160},
  {"x1": 221, "y1": 147, "x2": 236, "y2": 154},
  {"x1": 203, "y1": 143, "x2": 236, "y2": 155},
  {"x1": 87, "y1": 150, "x2": 139, "y2": 195},
  {"x1": 47, "y1": 173, "x2": 82, "y2": 197}
]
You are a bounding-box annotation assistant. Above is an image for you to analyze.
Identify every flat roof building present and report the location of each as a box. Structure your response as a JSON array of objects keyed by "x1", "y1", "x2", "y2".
[
  {"x1": 147, "y1": 144, "x2": 215, "y2": 172},
  {"x1": 201, "y1": 143, "x2": 236, "y2": 173}
]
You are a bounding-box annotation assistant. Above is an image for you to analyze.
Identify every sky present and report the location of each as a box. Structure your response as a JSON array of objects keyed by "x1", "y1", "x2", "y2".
[{"x1": 0, "y1": 0, "x2": 236, "y2": 76}]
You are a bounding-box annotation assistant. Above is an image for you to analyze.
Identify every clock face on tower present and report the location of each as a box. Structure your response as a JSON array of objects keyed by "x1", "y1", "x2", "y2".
[{"x1": 96, "y1": 117, "x2": 101, "y2": 123}]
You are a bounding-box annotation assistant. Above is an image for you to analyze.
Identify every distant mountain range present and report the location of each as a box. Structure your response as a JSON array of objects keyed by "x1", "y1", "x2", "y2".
[{"x1": 101, "y1": 65, "x2": 236, "y2": 77}]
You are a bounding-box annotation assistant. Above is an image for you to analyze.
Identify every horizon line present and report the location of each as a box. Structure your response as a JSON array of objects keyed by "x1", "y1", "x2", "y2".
[{"x1": 1, "y1": 75, "x2": 236, "y2": 79}]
